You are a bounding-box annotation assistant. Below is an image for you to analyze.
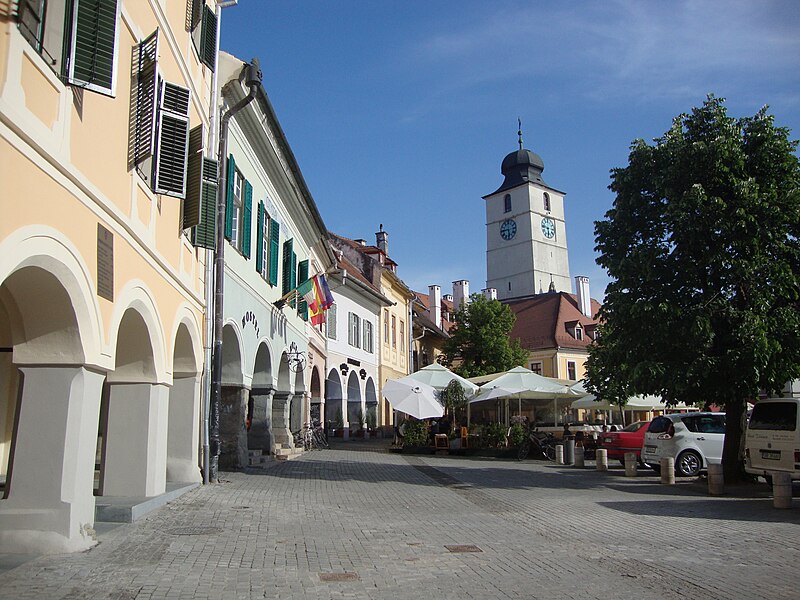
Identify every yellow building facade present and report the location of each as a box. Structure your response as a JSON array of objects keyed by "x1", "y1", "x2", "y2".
[{"x1": 0, "y1": 1, "x2": 217, "y2": 553}]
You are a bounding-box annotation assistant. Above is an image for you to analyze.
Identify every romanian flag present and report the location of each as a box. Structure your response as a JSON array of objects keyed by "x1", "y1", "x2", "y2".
[
  {"x1": 315, "y1": 274, "x2": 334, "y2": 309},
  {"x1": 297, "y1": 274, "x2": 332, "y2": 326}
]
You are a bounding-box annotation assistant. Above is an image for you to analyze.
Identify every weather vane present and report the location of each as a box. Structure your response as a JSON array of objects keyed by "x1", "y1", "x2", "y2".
[{"x1": 518, "y1": 117, "x2": 523, "y2": 150}]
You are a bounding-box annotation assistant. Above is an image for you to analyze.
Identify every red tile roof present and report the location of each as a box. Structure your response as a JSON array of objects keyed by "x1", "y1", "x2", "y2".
[{"x1": 506, "y1": 292, "x2": 602, "y2": 351}]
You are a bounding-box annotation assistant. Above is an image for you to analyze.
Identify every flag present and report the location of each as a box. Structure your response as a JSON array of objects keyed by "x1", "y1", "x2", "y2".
[{"x1": 315, "y1": 274, "x2": 334, "y2": 309}]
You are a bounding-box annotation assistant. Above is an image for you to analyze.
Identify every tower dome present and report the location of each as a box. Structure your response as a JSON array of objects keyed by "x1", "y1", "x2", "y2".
[{"x1": 491, "y1": 123, "x2": 548, "y2": 194}]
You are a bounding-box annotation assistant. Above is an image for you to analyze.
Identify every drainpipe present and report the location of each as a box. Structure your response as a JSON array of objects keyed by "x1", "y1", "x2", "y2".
[
  {"x1": 209, "y1": 59, "x2": 262, "y2": 483},
  {"x1": 202, "y1": 0, "x2": 239, "y2": 486}
]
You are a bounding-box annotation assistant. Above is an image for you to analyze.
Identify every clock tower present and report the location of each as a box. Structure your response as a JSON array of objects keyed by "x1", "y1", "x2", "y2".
[{"x1": 484, "y1": 128, "x2": 571, "y2": 300}]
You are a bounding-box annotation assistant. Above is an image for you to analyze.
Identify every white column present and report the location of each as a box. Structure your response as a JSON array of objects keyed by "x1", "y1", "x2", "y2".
[
  {"x1": 167, "y1": 375, "x2": 201, "y2": 483},
  {"x1": 0, "y1": 366, "x2": 104, "y2": 554},
  {"x1": 103, "y1": 383, "x2": 169, "y2": 497}
]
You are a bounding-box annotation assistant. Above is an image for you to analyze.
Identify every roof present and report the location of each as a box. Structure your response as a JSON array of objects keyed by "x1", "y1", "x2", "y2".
[
  {"x1": 412, "y1": 290, "x2": 455, "y2": 334},
  {"x1": 506, "y1": 292, "x2": 602, "y2": 351}
]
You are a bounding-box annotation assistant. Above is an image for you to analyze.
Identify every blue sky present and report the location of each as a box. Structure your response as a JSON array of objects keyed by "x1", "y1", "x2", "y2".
[{"x1": 221, "y1": 0, "x2": 800, "y2": 300}]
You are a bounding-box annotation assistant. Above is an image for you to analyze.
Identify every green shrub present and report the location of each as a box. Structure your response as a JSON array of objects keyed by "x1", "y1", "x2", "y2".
[
  {"x1": 508, "y1": 423, "x2": 526, "y2": 447},
  {"x1": 484, "y1": 422, "x2": 508, "y2": 448},
  {"x1": 402, "y1": 421, "x2": 429, "y2": 447}
]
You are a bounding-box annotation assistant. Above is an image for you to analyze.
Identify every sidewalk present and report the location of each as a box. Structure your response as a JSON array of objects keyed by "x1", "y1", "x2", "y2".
[{"x1": 1, "y1": 444, "x2": 797, "y2": 599}]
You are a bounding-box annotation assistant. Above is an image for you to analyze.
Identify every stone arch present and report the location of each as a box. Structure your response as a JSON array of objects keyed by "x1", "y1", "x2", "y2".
[
  {"x1": 221, "y1": 321, "x2": 244, "y2": 387},
  {"x1": 252, "y1": 340, "x2": 273, "y2": 389},
  {"x1": 169, "y1": 305, "x2": 203, "y2": 377},
  {"x1": 365, "y1": 377, "x2": 378, "y2": 429},
  {"x1": 289, "y1": 363, "x2": 306, "y2": 433},
  {"x1": 309, "y1": 367, "x2": 322, "y2": 423},
  {"x1": 217, "y1": 322, "x2": 247, "y2": 470},
  {"x1": 324, "y1": 368, "x2": 343, "y2": 431},
  {"x1": 247, "y1": 342, "x2": 274, "y2": 456},
  {"x1": 347, "y1": 370, "x2": 363, "y2": 430}
]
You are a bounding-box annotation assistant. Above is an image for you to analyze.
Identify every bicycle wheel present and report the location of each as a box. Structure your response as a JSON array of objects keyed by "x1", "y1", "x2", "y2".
[
  {"x1": 314, "y1": 428, "x2": 329, "y2": 449},
  {"x1": 517, "y1": 441, "x2": 530, "y2": 460},
  {"x1": 544, "y1": 445, "x2": 557, "y2": 461}
]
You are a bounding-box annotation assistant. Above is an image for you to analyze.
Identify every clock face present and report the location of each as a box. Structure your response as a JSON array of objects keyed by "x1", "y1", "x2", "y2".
[
  {"x1": 500, "y1": 219, "x2": 517, "y2": 241},
  {"x1": 541, "y1": 217, "x2": 556, "y2": 239}
]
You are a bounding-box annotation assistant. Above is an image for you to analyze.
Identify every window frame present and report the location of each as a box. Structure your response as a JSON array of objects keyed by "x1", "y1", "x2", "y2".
[
  {"x1": 363, "y1": 320, "x2": 373, "y2": 353},
  {"x1": 348, "y1": 312, "x2": 361, "y2": 348},
  {"x1": 566, "y1": 360, "x2": 577, "y2": 381},
  {"x1": 504, "y1": 193, "x2": 512, "y2": 213}
]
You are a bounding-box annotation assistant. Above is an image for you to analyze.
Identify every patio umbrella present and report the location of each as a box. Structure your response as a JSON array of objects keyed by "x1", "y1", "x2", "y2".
[
  {"x1": 382, "y1": 379, "x2": 444, "y2": 420},
  {"x1": 403, "y1": 364, "x2": 479, "y2": 395}
]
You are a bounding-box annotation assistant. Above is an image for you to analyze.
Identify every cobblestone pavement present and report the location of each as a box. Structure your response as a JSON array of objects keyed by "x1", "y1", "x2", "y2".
[{"x1": 2, "y1": 441, "x2": 799, "y2": 599}]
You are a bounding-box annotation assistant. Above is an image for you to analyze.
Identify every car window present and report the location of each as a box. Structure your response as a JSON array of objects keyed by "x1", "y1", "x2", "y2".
[
  {"x1": 749, "y1": 402, "x2": 797, "y2": 431},
  {"x1": 648, "y1": 416, "x2": 672, "y2": 433},
  {"x1": 697, "y1": 415, "x2": 726, "y2": 434},
  {"x1": 681, "y1": 416, "x2": 700, "y2": 432},
  {"x1": 621, "y1": 421, "x2": 645, "y2": 432}
]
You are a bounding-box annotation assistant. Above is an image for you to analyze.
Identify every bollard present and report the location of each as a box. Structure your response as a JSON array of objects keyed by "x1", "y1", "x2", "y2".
[
  {"x1": 574, "y1": 444, "x2": 585, "y2": 468},
  {"x1": 660, "y1": 457, "x2": 675, "y2": 485},
  {"x1": 565, "y1": 439, "x2": 575, "y2": 465},
  {"x1": 772, "y1": 471, "x2": 793, "y2": 509},
  {"x1": 555, "y1": 444, "x2": 565, "y2": 465},
  {"x1": 595, "y1": 448, "x2": 608, "y2": 471},
  {"x1": 707, "y1": 463, "x2": 724, "y2": 495},
  {"x1": 624, "y1": 452, "x2": 637, "y2": 477}
]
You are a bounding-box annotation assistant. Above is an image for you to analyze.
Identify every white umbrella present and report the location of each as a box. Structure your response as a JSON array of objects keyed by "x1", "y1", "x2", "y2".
[
  {"x1": 382, "y1": 379, "x2": 443, "y2": 419},
  {"x1": 403, "y1": 364, "x2": 479, "y2": 395}
]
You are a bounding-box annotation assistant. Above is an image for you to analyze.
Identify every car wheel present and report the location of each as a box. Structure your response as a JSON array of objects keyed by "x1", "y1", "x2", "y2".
[
  {"x1": 648, "y1": 463, "x2": 661, "y2": 474},
  {"x1": 619, "y1": 458, "x2": 626, "y2": 466},
  {"x1": 676, "y1": 450, "x2": 702, "y2": 477}
]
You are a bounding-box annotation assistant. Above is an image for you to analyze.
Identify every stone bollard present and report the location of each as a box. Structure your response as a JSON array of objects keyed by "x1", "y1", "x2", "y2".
[
  {"x1": 624, "y1": 452, "x2": 638, "y2": 477},
  {"x1": 574, "y1": 445, "x2": 585, "y2": 468},
  {"x1": 707, "y1": 463, "x2": 724, "y2": 495},
  {"x1": 555, "y1": 444, "x2": 565, "y2": 465},
  {"x1": 660, "y1": 457, "x2": 675, "y2": 485},
  {"x1": 595, "y1": 448, "x2": 608, "y2": 471},
  {"x1": 565, "y1": 439, "x2": 575, "y2": 465},
  {"x1": 772, "y1": 471, "x2": 793, "y2": 509}
]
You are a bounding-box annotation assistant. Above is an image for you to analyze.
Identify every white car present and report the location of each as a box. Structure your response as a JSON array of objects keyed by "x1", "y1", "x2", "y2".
[
  {"x1": 641, "y1": 412, "x2": 726, "y2": 477},
  {"x1": 745, "y1": 398, "x2": 800, "y2": 482}
]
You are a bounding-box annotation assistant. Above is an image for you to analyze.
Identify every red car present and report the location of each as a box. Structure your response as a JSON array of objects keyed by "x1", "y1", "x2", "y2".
[{"x1": 599, "y1": 420, "x2": 652, "y2": 464}]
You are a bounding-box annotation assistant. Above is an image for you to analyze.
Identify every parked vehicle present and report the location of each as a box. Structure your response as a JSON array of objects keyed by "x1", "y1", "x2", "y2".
[
  {"x1": 745, "y1": 398, "x2": 800, "y2": 483},
  {"x1": 599, "y1": 420, "x2": 651, "y2": 464},
  {"x1": 642, "y1": 413, "x2": 726, "y2": 477}
]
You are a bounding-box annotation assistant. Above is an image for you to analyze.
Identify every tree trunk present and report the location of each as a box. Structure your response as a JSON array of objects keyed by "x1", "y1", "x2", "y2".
[{"x1": 721, "y1": 397, "x2": 748, "y2": 483}]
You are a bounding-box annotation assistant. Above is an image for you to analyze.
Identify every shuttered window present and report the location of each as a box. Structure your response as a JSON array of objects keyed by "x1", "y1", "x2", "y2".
[
  {"x1": 348, "y1": 313, "x2": 360, "y2": 348},
  {"x1": 153, "y1": 81, "x2": 191, "y2": 197},
  {"x1": 241, "y1": 181, "x2": 253, "y2": 259},
  {"x1": 190, "y1": 1, "x2": 217, "y2": 72},
  {"x1": 326, "y1": 304, "x2": 337, "y2": 340},
  {"x1": 297, "y1": 260, "x2": 309, "y2": 320},
  {"x1": 68, "y1": 0, "x2": 120, "y2": 96},
  {"x1": 282, "y1": 238, "x2": 294, "y2": 297},
  {"x1": 189, "y1": 157, "x2": 218, "y2": 249},
  {"x1": 183, "y1": 124, "x2": 205, "y2": 229},
  {"x1": 363, "y1": 321, "x2": 373, "y2": 353},
  {"x1": 132, "y1": 30, "x2": 159, "y2": 167},
  {"x1": 224, "y1": 154, "x2": 235, "y2": 240},
  {"x1": 268, "y1": 220, "x2": 280, "y2": 286},
  {"x1": 256, "y1": 201, "x2": 265, "y2": 275}
]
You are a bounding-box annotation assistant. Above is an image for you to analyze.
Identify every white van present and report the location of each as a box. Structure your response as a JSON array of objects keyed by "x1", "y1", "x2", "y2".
[{"x1": 744, "y1": 398, "x2": 800, "y2": 482}]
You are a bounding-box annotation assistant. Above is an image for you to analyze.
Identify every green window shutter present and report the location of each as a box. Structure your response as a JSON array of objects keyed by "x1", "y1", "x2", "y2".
[
  {"x1": 268, "y1": 220, "x2": 280, "y2": 286},
  {"x1": 69, "y1": 0, "x2": 120, "y2": 96},
  {"x1": 153, "y1": 81, "x2": 191, "y2": 197},
  {"x1": 224, "y1": 154, "x2": 235, "y2": 240},
  {"x1": 290, "y1": 251, "x2": 297, "y2": 307},
  {"x1": 200, "y1": 5, "x2": 217, "y2": 71},
  {"x1": 132, "y1": 30, "x2": 158, "y2": 167},
  {"x1": 241, "y1": 180, "x2": 252, "y2": 259},
  {"x1": 189, "y1": 0, "x2": 203, "y2": 31},
  {"x1": 183, "y1": 124, "x2": 204, "y2": 229},
  {"x1": 282, "y1": 238, "x2": 294, "y2": 296},
  {"x1": 190, "y1": 158, "x2": 218, "y2": 249},
  {"x1": 297, "y1": 259, "x2": 309, "y2": 320},
  {"x1": 256, "y1": 201, "x2": 265, "y2": 275}
]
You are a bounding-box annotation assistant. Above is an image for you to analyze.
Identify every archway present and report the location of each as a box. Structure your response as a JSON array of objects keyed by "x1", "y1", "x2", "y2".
[
  {"x1": 347, "y1": 371, "x2": 363, "y2": 434},
  {"x1": 0, "y1": 262, "x2": 103, "y2": 553},
  {"x1": 271, "y1": 353, "x2": 293, "y2": 449},
  {"x1": 324, "y1": 369, "x2": 343, "y2": 436},
  {"x1": 365, "y1": 378, "x2": 378, "y2": 431},
  {"x1": 248, "y1": 342, "x2": 273, "y2": 455},
  {"x1": 309, "y1": 367, "x2": 322, "y2": 424},
  {"x1": 290, "y1": 364, "x2": 306, "y2": 434},
  {"x1": 166, "y1": 320, "x2": 202, "y2": 483},
  {"x1": 218, "y1": 323, "x2": 246, "y2": 470}
]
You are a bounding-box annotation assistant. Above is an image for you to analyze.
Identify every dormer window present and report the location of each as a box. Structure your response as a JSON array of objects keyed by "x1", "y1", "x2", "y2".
[
  {"x1": 543, "y1": 192, "x2": 551, "y2": 212},
  {"x1": 565, "y1": 320, "x2": 584, "y2": 340},
  {"x1": 504, "y1": 194, "x2": 512, "y2": 213},
  {"x1": 575, "y1": 324, "x2": 583, "y2": 341}
]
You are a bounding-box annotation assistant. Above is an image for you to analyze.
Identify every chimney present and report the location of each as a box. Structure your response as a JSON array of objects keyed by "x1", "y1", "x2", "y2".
[
  {"x1": 443, "y1": 294, "x2": 453, "y2": 303},
  {"x1": 375, "y1": 224, "x2": 388, "y2": 255},
  {"x1": 575, "y1": 276, "x2": 592, "y2": 317},
  {"x1": 428, "y1": 285, "x2": 442, "y2": 329},
  {"x1": 452, "y1": 280, "x2": 470, "y2": 309},
  {"x1": 354, "y1": 239, "x2": 366, "y2": 246},
  {"x1": 482, "y1": 288, "x2": 497, "y2": 301}
]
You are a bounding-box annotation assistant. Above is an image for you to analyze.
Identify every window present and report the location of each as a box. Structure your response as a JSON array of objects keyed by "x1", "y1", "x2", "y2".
[
  {"x1": 384, "y1": 309, "x2": 390, "y2": 345},
  {"x1": 575, "y1": 325, "x2": 583, "y2": 341},
  {"x1": 189, "y1": 0, "x2": 217, "y2": 71},
  {"x1": 281, "y1": 239, "x2": 296, "y2": 301},
  {"x1": 326, "y1": 304, "x2": 337, "y2": 340},
  {"x1": 230, "y1": 168, "x2": 243, "y2": 248},
  {"x1": 256, "y1": 202, "x2": 271, "y2": 278},
  {"x1": 530, "y1": 362, "x2": 543, "y2": 375},
  {"x1": 363, "y1": 321, "x2": 373, "y2": 353},
  {"x1": 297, "y1": 260, "x2": 309, "y2": 320},
  {"x1": 348, "y1": 313, "x2": 361, "y2": 348},
  {"x1": 567, "y1": 360, "x2": 577, "y2": 381},
  {"x1": 185, "y1": 126, "x2": 218, "y2": 248},
  {"x1": 543, "y1": 192, "x2": 551, "y2": 212},
  {"x1": 399, "y1": 320, "x2": 405, "y2": 353},
  {"x1": 749, "y1": 402, "x2": 797, "y2": 431},
  {"x1": 391, "y1": 315, "x2": 397, "y2": 348},
  {"x1": 19, "y1": 0, "x2": 121, "y2": 96},
  {"x1": 504, "y1": 194, "x2": 512, "y2": 213}
]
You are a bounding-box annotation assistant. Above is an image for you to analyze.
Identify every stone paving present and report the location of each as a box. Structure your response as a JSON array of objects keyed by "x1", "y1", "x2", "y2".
[{"x1": 1, "y1": 441, "x2": 799, "y2": 599}]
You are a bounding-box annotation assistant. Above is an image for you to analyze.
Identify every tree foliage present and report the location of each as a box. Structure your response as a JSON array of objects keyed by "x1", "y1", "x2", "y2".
[
  {"x1": 443, "y1": 293, "x2": 529, "y2": 378},
  {"x1": 439, "y1": 379, "x2": 467, "y2": 428},
  {"x1": 586, "y1": 95, "x2": 800, "y2": 481}
]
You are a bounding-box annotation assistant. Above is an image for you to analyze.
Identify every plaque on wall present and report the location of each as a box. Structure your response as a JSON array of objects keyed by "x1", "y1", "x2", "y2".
[{"x1": 97, "y1": 223, "x2": 114, "y2": 301}]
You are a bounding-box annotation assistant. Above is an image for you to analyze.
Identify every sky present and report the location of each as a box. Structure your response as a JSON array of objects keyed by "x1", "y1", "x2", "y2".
[{"x1": 220, "y1": 0, "x2": 800, "y2": 300}]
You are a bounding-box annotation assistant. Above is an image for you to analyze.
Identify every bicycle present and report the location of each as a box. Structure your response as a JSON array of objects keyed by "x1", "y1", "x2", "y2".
[
  {"x1": 293, "y1": 420, "x2": 329, "y2": 450},
  {"x1": 517, "y1": 430, "x2": 557, "y2": 461}
]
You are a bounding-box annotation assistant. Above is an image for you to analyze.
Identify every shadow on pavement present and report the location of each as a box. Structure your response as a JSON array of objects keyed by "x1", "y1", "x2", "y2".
[{"x1": 597, "y1": 497, "x2": 800, "y2": 524}]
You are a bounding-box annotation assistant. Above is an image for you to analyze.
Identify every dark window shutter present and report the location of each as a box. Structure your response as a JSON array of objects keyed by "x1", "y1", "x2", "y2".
[
  {"x1": 153, "y1": 81, "x2": 191, "y2": 197},
  {"x1": 200, "y1": 5, "x2": 217, "y2": 71},
  {"x1": 183, "y1": 124, "x2": 204, "y2": 229},
  {"x1": 241, "y1": 180, "x2": 253, "y2": 258},
  {"x1": 282, "y1": 238, "x2": 294, "y2": 297},
  {"x1": 290, "y1": 250, "x2": 297, "y2": 307},
  {"x1": 268, "y1": 220, "x2": 280, "y2": 286},
  {"x1": 132, "y1": 30, "x2": 159, "y2": 167},
  {"x1": 297, "y1": 259, "x2": 309, "y2": 320},
  {"x1": 69, "y1": 0, "x2": 120, "y2": 96},
  {"x1": 189, "y1": 0, "x2": 203, "y2": 30},
  {"x1": 256, "y1": 201, "x2": 265, "y2": 275},
  {"x1": 190, "y1": 158, "x2": 218, "y2": 249},
  {"x1": 224, "y1": 154, "x2": 235, "y2": 240},
  {"x1": 18, "y1": 0, "x2": 45, "y2": 52}
]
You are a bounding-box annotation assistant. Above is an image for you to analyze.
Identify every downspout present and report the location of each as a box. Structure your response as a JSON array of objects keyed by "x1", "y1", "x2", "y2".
[{"x1": 209, "y1": 59, "x2": 262, "y2": 483}]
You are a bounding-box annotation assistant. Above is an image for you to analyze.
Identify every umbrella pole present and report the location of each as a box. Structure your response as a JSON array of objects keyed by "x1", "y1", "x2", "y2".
[{"x1": 518, "y1": 395, "x2": 521, "y2": 417}]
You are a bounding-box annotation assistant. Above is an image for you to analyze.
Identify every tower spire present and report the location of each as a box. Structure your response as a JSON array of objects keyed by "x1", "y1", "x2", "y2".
[{"x1": 517, "y1": 117, "x2": 524, "y2": 150}]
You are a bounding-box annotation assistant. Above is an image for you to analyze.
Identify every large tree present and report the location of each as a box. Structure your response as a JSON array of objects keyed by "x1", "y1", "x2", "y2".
[
  {"x1": 586, "y1": 96, "x2": 800, "y2": 481},
  {"x1": 443, "y1": 293, "x2": 529, "y2": 378}
]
